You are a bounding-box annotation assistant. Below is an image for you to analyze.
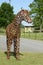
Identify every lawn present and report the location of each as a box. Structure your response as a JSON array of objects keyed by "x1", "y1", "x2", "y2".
[
  {"x1": 0, "y1": 28, "x2": 5, "y2": 35},
  {"x1": 21, "y1": 28, "x2": 43, "y2": 40},
  {"x1": 0, "y1": 51, "x2": 43, "y2": 65},
  {"x1": 21, "y1": 32, "x2": 43, "y2": 40}
]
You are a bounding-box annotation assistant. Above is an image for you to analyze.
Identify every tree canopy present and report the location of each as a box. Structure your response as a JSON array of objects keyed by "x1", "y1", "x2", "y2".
[
  {"x1": 0, "y1": 2, "x2": 15, "y2": 28},
  {"x1": 29, "y1": 0, "x2": 43, "y2": 31}
]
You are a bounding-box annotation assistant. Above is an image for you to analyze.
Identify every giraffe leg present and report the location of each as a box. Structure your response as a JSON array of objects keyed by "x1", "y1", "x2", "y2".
[
  {"x1": 15, "y1": 38, "x2": 20, "y2": 60},
  {"x1": 14, "y1": 38, "x2": 16, "y2": 55},
  {"x1": 7, "y1": 38, "x2": 12, "y2": 59}
]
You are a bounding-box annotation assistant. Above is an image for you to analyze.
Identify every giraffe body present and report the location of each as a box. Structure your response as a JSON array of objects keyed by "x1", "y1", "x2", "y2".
[{"x1": 6, "y1": 9, "x2": 31, "y2": 60}]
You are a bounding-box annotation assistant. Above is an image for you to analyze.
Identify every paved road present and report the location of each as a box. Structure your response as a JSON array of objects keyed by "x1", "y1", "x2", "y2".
[{"x1": 0, "y1": 35, "x2": 43, "y2": 53}]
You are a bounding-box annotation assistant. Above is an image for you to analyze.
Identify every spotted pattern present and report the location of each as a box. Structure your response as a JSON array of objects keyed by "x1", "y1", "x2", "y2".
[{"x1": 6, "y1": 9, "x2": 31, "y2": 60}]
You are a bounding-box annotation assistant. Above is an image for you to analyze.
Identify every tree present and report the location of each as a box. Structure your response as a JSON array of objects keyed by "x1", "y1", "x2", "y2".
[
  {"x1": 29, "y1": 0, "x2": 43, "y2": 32},
  {"x1": 0, "y1": 2, "x2": 15, "y2": 28}
]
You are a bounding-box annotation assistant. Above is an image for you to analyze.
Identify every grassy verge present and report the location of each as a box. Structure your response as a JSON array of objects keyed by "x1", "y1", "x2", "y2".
[
  {"x1": 0, "y1": 28, "x2": 5, "y2": 35},
  {"x1": 0, "y1": 28, "x2": 43, "y2": 40},
  {"x1": 0, "y1": 51, "x2": 43, "y2": 65},
  {"x1": 21, "y1": 32, "x2": 43, "y2": 40}
]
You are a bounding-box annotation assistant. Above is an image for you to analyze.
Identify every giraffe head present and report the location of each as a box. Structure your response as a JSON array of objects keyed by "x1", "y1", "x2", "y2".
[{"x1": 20, "y1": 9, "x2": 32, "y2": 23}]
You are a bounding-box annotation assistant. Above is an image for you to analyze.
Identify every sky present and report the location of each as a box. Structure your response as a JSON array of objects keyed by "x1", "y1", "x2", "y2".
[{"x1": 0, "y1": 0, "x2": 34, "y2": 26}]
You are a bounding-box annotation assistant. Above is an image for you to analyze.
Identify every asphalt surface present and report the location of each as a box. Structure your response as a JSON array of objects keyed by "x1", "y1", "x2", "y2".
[{"x1": 0, "y1": 35, "x2": 43, "y2": 53}]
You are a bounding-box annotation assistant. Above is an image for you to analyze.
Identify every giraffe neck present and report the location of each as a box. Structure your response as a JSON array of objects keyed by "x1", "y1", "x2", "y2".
[{"x1": 16, "y1": 13, "x2": 23, "y2": 24}]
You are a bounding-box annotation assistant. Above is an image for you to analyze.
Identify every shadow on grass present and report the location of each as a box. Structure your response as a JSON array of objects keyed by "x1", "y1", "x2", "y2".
[{"x1": 4, "y1": 52, "x2": 23, "y2": 58}]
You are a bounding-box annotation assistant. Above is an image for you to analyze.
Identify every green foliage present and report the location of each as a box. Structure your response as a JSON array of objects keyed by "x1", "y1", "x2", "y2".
[
  {"x1": 0, "y1": 17, "x2": 8, "y2": 27},
  {"x1": 29, "y1": 0, "x2": 43, "y2": 30},
  {"x1": 0, "y1": 2, "x2": 15, "y2": 28}
]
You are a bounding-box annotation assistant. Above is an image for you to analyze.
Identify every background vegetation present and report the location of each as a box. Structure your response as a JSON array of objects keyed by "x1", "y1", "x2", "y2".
[
  {"x1": 21, "y1": 28, "x2": 43, "y2": 40},
  {"x1": 0, "y1": 2, "x2": 15, "y2": 28},
  {"x1": 29, "y1": 0, "x2": 43, "y2": 32}
]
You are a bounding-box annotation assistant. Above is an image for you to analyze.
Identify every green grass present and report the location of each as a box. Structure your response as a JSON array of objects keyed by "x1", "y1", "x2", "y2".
[
  {"x1": 0, "y1": 51, "x2": 43, "y2": 65},
  {"x1": 0, "y1": 28, "x2": 5, "y2": 35},
  {"x1": 21, "y1": 32, "x2": 43, "y2": 40}
]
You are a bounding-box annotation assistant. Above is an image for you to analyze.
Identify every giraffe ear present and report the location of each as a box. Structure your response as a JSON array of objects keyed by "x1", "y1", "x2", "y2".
[{"x1": 21, "y1": 10, "x2": 24, "y2": 15}]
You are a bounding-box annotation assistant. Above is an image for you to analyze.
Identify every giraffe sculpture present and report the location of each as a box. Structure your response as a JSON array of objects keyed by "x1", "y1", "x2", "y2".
[{"x1": 6, "y1": 9, "x2": 32, "y2": 60}]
